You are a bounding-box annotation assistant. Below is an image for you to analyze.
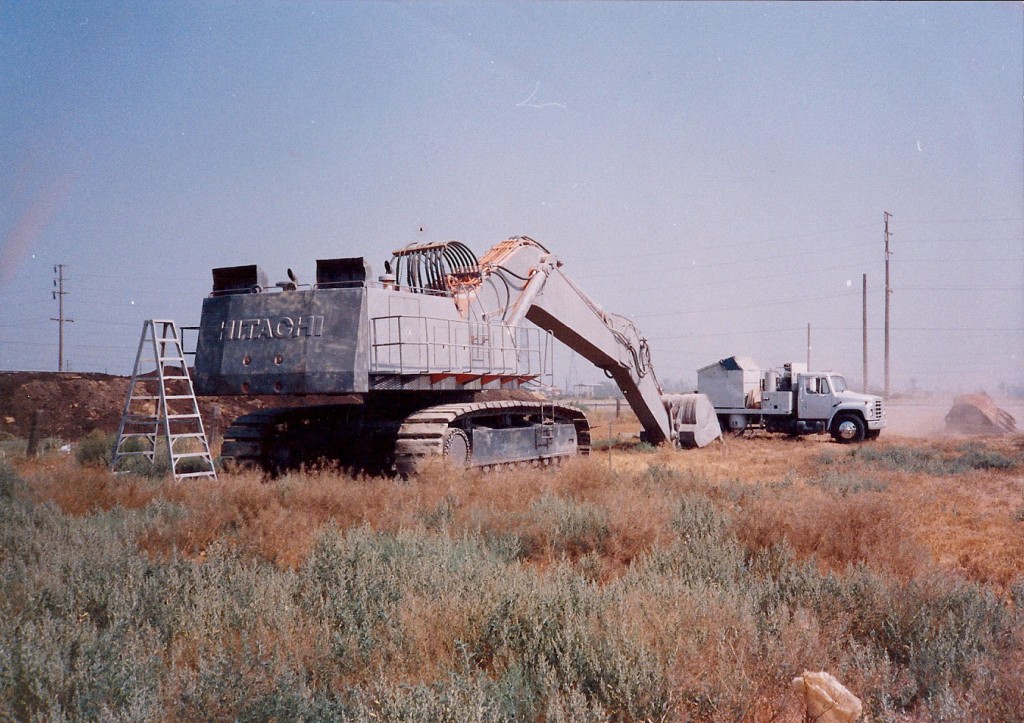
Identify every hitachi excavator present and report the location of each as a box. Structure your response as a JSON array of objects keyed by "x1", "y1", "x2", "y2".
[{"x1": 192, "y1": 236, "x2": 720, "y2": 473}]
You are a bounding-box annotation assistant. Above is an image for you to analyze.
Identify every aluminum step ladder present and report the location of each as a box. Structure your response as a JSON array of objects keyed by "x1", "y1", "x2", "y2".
[{"x1": 111, "y1": 319, "x2": 217, "y2": 481}]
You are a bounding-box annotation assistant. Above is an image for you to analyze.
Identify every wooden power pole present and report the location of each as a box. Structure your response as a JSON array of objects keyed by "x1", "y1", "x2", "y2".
[
  {"x1": 51, "y1": 264, "x2": 74, "y2": 372},
  {"x1": 883, "y1": 212, "x2": 892, "y2": 398},
  {"x1": 862, "y1": 273, "x2": 868, "y2": 393}
]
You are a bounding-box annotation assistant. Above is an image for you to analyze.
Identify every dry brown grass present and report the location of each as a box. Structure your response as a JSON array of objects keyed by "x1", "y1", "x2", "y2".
[
  {"x1": 733, "y1": 485, "x2": 930, "y2": 577},
  {"x1": 7, "y1": 422, "x2": 1024, "y2": 721},
  {"x1": 17, "y1": 426, "x2": 1024, "y2": 592},
  {"x1": 900, "y1": 469, "x2": 1024, "y2": 588},
  {"x1": 22, "y1": 455, "x2": 161, "y2": 514}
]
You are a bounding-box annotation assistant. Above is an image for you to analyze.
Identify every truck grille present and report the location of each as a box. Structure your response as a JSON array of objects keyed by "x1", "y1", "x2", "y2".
[{"x1": 873, "y1": 400, "x2": 885, "y2": 420}]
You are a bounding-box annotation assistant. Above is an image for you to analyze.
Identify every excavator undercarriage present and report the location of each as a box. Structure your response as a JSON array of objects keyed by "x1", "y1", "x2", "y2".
[{"x1": 220, "y1": 394, "x2": 590, "y2": 475}]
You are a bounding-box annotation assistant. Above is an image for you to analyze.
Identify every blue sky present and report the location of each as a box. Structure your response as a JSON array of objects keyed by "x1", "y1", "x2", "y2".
[{"x1": 1, "y1": 1, "x2": 1021, "y2": 394}]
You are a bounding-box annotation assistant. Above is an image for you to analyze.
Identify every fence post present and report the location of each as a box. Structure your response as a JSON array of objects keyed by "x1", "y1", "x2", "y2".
[{"x1": 26, "y1": 409, "x2": 43, "y2": 458}]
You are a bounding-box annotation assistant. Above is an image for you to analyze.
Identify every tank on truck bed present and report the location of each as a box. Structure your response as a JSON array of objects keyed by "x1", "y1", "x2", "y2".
[{"x1": 193, "y1": 236, "x2": 720, "y2": 474}]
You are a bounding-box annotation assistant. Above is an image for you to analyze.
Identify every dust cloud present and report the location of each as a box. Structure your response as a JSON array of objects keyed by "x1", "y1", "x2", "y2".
[{"x1": 885, "y1": 398, "x2": 1023, "y2": 438}]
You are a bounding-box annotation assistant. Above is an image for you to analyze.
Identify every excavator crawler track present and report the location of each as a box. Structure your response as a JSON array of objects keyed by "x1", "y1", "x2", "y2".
[
  {"x1": 394, "y1": 401, "x2": 590, "y2": 475},
  {"x1": 220, "y1": 409, "x2": 288, "y2": 469}
]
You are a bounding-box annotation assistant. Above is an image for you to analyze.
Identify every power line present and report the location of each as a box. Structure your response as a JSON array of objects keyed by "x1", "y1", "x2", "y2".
[
  {"x1": 898, "y1": 216, "x2": 1024, "y2": 224},
  {"x1": 73, "y1": 272, "x2": 210, "y2": 283},
  {"x1": 898, "y1": 286, "x2": 1022, "y2": 292},
  {"x1": 0, "y1": 338, "x2": 135, "y2": 350},
  {"x1": 819, "y1": 326, "x2": 1024, "y2": 332},
  {"x1": 578, "y1": 241, "x2": 877, "y2": 278},
  {"x1": 571, "y1": 223, "x2": 880, "y2": 266},
  {"x1": 648, "y1": 326, "x2": 806, "y2": 341},
  {"x1": 634, "y1": 289, "x2": 860, "y2": 318},
  {"x1": 900, "y1": 257, "x2": 1024, "y2": 263},
  {"x1": 72, "y1": 318, "x2": 145, "y2": 327},
  {"x1": 593, "y1": 260, "x2": 884, "y2": 296},
  {"x1": 898, "y1": 236, "x2": 1023, "y2": 244}
]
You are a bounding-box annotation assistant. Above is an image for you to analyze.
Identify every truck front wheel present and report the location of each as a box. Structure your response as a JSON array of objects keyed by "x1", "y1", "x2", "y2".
[{"x1": 831, "y1": 413, "x2": 866, "y2": 443}]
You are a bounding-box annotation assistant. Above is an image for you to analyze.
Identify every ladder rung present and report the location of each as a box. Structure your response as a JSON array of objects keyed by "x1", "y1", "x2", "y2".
[
  {"x1": 129, "y1": 394, "x2": 193, "y2": 401},
  {"x1": 172, "y1": 453, "x2": 214, "y2": 461},
  {"x1": 122, "y1": 413, "x2": 200, "y2": 419},
  {"x1": 170, "y1": 433, "x2": 208, "y2": 441},
  {"x1": 116, "y1": 435, "x2": 156, "y2": 444},
  {"x1": 162, "y1": 375, "x2": 189, "y2": 380},
  {"x1": 174, "y1": 471, "x2": 217, "y2": 480}
]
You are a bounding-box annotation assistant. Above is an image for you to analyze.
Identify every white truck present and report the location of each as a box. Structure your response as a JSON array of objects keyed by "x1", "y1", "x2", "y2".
[{"x1": 697, "y1": 356, "x2": 885, "y2": 443}]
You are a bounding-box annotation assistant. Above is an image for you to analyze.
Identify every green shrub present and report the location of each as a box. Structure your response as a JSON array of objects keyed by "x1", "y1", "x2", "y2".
[
  {"x1": 1, "y1": 434, "x2": 67, "y2": 460},
  {"x1": 76, "y1": 429, "x2": 115, "y2": 467},
  {"x1": 108, "y1": 436, "x2": 172, "y2": 478},
  {"x1": 809, "y1": 469, "x2": 888, "y2": 495},
  {"x1": 530, "y1": 495, "x2": 611, "y2": 558},
  {"x1": 0, "y1": 436, "x2": 27, "y2": 460},
  {"x1": 841, "y1": 444, "x2": 1021, "y2": 475},
  {"x1": 639, "y1": 462, "x2": 684, "y2": 485},
  {"x1": 953, "y1": 446, "x2": 1019, "y2": 471},
  {"x1": 0, "y1": 461, "x2": 21, "y2": 499}
]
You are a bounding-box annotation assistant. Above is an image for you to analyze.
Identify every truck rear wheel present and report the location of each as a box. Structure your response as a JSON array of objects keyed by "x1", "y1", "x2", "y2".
[{"x1": 831, "y1": 413, "x2": 866, "y2": 443}]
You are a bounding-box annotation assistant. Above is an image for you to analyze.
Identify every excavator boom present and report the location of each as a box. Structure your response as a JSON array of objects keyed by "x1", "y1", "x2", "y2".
[{"x1": 476, "y1": 238, "x2": 672, "y2": 444}]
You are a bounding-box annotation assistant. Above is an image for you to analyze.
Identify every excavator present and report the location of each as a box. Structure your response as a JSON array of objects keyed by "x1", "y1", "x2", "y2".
[{"x1": 192, "y1": 236, "x2": 720, "y2": 473}]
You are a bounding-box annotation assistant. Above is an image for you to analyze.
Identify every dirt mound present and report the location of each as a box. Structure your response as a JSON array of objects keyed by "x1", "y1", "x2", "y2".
[
  {"x1": 0, "y1": 371, "x2": 292, "y2": 443},
  {"x1": 945, "y1": 393, "x2": 1017, "y2": 435}
]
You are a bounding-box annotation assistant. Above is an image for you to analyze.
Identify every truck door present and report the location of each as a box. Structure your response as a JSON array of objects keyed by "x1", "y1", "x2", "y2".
[{"x1": 797, "y1": 375, "x2": 833, "y2": 420}]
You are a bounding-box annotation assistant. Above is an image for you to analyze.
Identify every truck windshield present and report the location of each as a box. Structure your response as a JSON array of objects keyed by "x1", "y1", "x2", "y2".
[{"x1": 830, "y1": 375, "x2": 848, "y2": 392}]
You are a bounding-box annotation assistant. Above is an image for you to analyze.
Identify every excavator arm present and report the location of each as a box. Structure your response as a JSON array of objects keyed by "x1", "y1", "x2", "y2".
[{"x1": 474, "y1": 237, "x2": 717, "y2": 447}]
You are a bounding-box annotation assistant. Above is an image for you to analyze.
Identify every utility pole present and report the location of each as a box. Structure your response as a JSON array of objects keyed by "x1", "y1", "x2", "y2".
[
  {"x1": 862, "y1": 273, "x2": 869, "y2": 393},
  {"x1": 51, "y1": 264, "x2": 74, "y2": 372},
  {"x1": 806, "y1": 322, "x2": 811, "y2": 370},
  {"x1": 883, "y1": 212, "x2": 892, "y2": 398}
]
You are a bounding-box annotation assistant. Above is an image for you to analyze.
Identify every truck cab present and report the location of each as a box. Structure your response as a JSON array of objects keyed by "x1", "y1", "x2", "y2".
[{"x1": 793, "y1": 372, "x2": 885, "y2": 442}]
